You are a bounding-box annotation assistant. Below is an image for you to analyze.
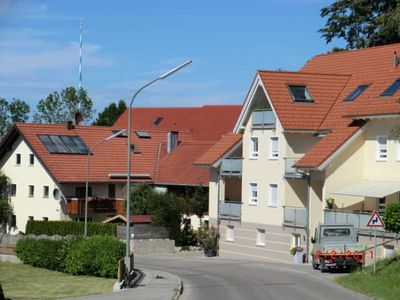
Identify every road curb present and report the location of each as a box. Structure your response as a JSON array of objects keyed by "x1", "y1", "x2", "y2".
[{"x1": 173, "y1": 280, "x2": 183, "y2": 300}]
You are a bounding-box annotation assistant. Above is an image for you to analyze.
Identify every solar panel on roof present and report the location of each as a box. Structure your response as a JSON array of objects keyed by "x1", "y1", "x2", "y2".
[
  {"x1": 344, "y1": 84, "x2": 369, "y2": 101},
  {"x1": 135, "y1": 131, "x2": 151, "y2": 138},
  {"x1": 381, "y1": 79, "x2": 400, "y2": 96},
  {"x1": 38, "y1": 135, "x2": 89, "y2": 154}
]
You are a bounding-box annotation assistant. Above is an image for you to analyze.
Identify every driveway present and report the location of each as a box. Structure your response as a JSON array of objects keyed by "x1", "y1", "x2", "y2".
[{"x1": 136, "y1": 252, "x2": 370, "y2": 300}]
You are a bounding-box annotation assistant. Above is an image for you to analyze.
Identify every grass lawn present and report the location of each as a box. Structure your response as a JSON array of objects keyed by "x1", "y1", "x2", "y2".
[
  {"x1": 0, "y1": 262, "x2": 115, "y2": 299},
  {"x1": 336, "y1": 255, "x2": 400, "y2": 300}
]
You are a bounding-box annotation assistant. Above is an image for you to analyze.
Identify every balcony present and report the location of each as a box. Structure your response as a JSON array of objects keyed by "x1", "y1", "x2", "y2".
[
  {"x1": 284, "y1": 158, "x2": 307, "y2": 179},
  {"x1": 219, "y1": 201, "x2": 242, "y2": 221},
  {"x1": 283, "y1": 206, "x2": 307, "y2": 228},
  {"x1": 251, "y1": 110, "x2": 275, "y2": 129},
  {"x1": 66, "y1": 197, "x2": 125, "y2": 215},
  {"x1": 221, "y1": 158, "x2": 242, "y2": 176},
  {"x1": 324, "y1": 210, "x2": 384, "y2": 232}
]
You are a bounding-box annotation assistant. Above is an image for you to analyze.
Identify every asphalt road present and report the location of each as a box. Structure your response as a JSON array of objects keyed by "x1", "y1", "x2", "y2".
[{"x1": 136, "y1": 252, "x2": 370, "y2": 300}]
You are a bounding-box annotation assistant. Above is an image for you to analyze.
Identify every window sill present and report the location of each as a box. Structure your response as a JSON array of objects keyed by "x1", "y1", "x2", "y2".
[
  {"x1": 267, "y1": 205, "x2": 278, "y2": 208},
  {"x1": 269, "y1": 157, "x2": 278, "y2": 160},
  {"x1": 249, "y1": 157, "x2": 258, "y2": 160},
  {"x1": 376, "y1": 159, "x2": 387, "y2": 162},
  {"x1": 256, "y1": 243, "x2": 266, "y2": 247},
  {"x1": 226, "y1": 239, "x2": 234, "y2": 242},
  {"x1": 248, "y1": 202, "x2": 257, "y2": 206}
]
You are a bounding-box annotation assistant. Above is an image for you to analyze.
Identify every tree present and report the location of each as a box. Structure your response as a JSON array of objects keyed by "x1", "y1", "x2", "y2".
[
  {"x1": 384, "y1": 202, "x2": 400, "y2": 234},
  {"x1": 319, "y1": 0, "x2": 400, "y2": 49},
  {"x1": 33, "y1": 87, "x2": 95, "y2": 124},
  {"x1": 0, "y1": 98, "x2": 10, "y2": 137},
  {"x1": 93, "y1": 100, "x2": 127, "y2": 126},
  {"x1": 9, "y1": 98, "x2": 30, "y2": 123},
  {"x1": 0, "y1": 172, "x2": 12, "y2": 234}
]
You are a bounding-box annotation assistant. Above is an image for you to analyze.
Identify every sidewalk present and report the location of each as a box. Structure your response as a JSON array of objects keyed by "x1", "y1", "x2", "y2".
[{"x1": 63, "y1": 269, "x2": 182, "y2": 300}]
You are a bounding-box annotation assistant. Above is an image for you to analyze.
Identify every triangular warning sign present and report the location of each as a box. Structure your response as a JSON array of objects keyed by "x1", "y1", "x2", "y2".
[{"x1": 367, "y1": 210, "x2": 385, "y2": 228}]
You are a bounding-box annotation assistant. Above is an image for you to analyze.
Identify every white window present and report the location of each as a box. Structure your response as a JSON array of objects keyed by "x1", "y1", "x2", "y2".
[
  {"x1": 249, "y1": 183, "x2": 258, "y2": 205},
  {"x1": 29, "y1": 154, "x2": 34, "y2": 165},
  {"x1": 28, "y1": 185, "x2": 34, "y2": 197},
  {"x1": 249, "y1": 137, "x2": 258, "y2": 159},
  {"x1": 376, "y1": 136, "x2": 388, "y2": 161},
  {"x1": 256, "y1": 229, "x2": 266, "y2": 246},
  {"x1": 43, "y1": 186, "x2": 49, "y2": 198},
  {"x1": 268, "y1": 184, "x2": 278, "y2": 207},
  {"x1": 270, "y1": 137, "x2": 279, "y2": 159},
  {"x1": 396, "y1": 140, "x2": 400, "y2": 161},
  {"x1": 226, "y1": 225, "x2": 234, "y2": 241},
  {"x1": 292, "y1": 233, "x2": 301, "y2": 247}
]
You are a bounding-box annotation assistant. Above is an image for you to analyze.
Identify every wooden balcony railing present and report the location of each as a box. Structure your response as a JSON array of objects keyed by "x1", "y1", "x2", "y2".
[{"x1": 66, "y1": 197, "x2": 125, "y2": 215}]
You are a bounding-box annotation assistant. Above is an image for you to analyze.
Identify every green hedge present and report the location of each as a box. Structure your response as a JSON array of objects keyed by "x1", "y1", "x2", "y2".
[
  {"x1": 15, "y1": 237, "x2": 81, "y2": 271},
  {"x1": 65, "y1": 235, "x2": 125, "y2": 278},
  {"x1": 15, "y1": 236, "x2": 124, "y2": 278},
  {"x1": 25, "y1": 220, "x2": 117, "y2": 236}
]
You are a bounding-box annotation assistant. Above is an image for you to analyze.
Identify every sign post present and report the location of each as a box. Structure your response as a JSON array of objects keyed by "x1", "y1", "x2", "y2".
[{"x1": 367, "y1": 210, "x2": 385, "y2": 275}]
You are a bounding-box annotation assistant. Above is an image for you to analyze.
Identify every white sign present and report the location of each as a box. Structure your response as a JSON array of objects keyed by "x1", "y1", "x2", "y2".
[{"x1": 367, "y1": 210, "x2": 385, "y2": 228}]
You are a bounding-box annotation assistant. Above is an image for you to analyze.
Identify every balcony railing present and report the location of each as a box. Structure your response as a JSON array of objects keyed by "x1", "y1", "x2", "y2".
[
  {"x1": 324, "y1": 210, "x2": 384, "y2": 231},
  {"x1": 66, "y1": 197, "x2": 125, "y2": 215},
  {"x1": 221, "y1": 158, "x2": 242, "y2": 176},
  {"x1": 284, "y1": 158, "x2": 307, "y2": 179},
  {"x1": 219, "y1": 201, "x2": 242, "y2": 221},
  {"x1": 283, "y1": 206, "x2": 307, "y2": 228},
  {"x1": 251, "y1": 110, "x2": 275, "y2": 129}
]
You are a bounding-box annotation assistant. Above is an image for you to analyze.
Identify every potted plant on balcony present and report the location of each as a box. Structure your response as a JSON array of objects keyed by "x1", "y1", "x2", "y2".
[
  {"x1": 196, "y1": 225, "x2": 218, "y2": 257},
  {"x1": 325, "y1": 197, "x2": 335, "y2": 210}
]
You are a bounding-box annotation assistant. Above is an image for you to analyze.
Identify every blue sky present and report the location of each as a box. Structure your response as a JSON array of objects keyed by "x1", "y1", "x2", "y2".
[{"x1": 0, "y1": 0, "x2": 343, "y2": 117}]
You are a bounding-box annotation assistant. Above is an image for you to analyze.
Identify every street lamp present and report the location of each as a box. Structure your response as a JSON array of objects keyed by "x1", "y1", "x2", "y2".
[
  {"x1": 84, "y1": 128, "x2": 127, "y2": 237},
  {"x1": 126, "y1": 60, "x2": 192, "y2": 260}
]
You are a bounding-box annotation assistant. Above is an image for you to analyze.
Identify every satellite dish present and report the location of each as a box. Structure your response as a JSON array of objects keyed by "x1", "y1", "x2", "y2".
[{"x1": 53, "y1": 188, "x2": 61, "y2": 200}]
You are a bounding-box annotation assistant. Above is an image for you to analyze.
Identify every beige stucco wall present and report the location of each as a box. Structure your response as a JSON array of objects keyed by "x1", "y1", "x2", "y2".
[
  {"x1": 364, "y1": 119, "x2": 400, "y2": 180},
  {"x1": 0, "y1": 137, "x2": 64, "y2": 232},
  {"x1": 241, "y1": 114, "x2": 286, "y2": 226},
  {"x1": 208, "y1": 169, "x2": 221, "y2": 220}
]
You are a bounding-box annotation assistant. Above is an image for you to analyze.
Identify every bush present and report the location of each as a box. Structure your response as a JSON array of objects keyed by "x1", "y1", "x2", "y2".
[
  {"x1": 25, "y1": 220, "x2": 116, "y2": 237},
  {"x1": 15, "y1": 238, "x2": 65, "y2": 271},
  {"x1": 196, "y1": 226, "x2": 218, "y2": 251},
  {"x1": 65, "y1": 235, "x2": 125, "y2": 278},
  {"x1": 384, "y1": 203, "x2": 400, "y2": 233}
]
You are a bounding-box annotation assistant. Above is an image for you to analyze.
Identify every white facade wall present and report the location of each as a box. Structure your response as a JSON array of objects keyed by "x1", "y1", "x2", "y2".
[{"x1": 0, "y1": 137, "x2": 63, "y2": 232}]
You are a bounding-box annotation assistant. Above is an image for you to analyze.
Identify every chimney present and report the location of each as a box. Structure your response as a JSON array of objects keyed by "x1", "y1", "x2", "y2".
[
  {"x1": 74, "y1": 112, "x2": 83, "y2": 126},
  {"x1": 67, "y1": 121, "x2": 74, "y2": 130}
]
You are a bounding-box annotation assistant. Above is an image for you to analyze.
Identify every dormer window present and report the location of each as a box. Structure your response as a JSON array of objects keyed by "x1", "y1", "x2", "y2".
[
  {"x1": 381, "y1": 79, "x2": 400, "y2": 96},
  {"x1": 344, "y1": 84, "x2": 369, "y2": 101},
  {"x1": 288, "y1": 85, "x2": 313, "y2": 102}
]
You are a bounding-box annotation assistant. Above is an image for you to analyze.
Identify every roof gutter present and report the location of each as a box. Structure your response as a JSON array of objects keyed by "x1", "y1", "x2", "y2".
[{"x1": 345, "y1": 113, "x2": 400, "y2": 120}]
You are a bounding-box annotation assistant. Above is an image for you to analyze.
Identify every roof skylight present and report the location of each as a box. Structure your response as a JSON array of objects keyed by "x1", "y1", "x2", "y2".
[
  {"x1": 38, "y1": 135, "x2": 89, "y2": 154},
  {"x1": 381, "y1": 79, "x2": 400, "y2": 96},
  {"x1": 344, "y1": 84, "x2": 369, "y2": 101},
  {"x1": 135, "y1": 131, "x2": 151, "y2": 138},
  {"x1": 288, "y1": 85, "x2": 313, "y2": 102},
  {"x1": 152, "y1": 117, "x2": 163, "y2": 127}
]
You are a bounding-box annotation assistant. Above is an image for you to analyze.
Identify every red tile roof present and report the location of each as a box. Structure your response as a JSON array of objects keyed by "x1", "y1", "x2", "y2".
[
  {"x1": 155, "y1": 141, "x2": 214, "y2": 185},
  {"x1": 3, "y1": 105, "x2": 241, "y2": 185},
  {"x1": 292, "y1": 44, "x2": 400, "y2": 168},
  {"x1": 114, "y1": 105, "x2": 242, "y2": 141},
  {"x1": 258, "y1": 71, "x2": 350, "y2": 130},
  {"x1": 195, "y1": 132, "x2": 242, "y2": 165}
]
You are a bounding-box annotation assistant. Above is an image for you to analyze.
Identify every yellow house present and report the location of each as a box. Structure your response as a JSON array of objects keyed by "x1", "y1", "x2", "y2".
[{"x1": 197, "y1": 43, "x2": 400, "y2": 262}]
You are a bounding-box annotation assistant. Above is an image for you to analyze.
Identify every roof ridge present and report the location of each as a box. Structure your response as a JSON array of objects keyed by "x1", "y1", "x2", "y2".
[
  {"x1": 311, "y1": 42, "x2": 400, "y2": 59},
  {"x1": 257, "y1": 70, "x2": 350, "y2": 77}
]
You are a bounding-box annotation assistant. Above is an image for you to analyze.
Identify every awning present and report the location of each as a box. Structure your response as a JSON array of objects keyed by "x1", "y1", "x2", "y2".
[{"x1": 332, "y1": 180, "x2": 400, "y2": 198}]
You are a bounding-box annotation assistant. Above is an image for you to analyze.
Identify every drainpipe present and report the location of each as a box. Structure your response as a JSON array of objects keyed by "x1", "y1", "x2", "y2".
[
  {"x1": 305, "y1": 173, "x2": 311, "y2": 263},
  {"x1": 216, "y1": 168, "x2": 221, "y2": 256}
]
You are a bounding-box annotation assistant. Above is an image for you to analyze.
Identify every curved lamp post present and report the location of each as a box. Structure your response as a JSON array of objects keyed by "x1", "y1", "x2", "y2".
[
  {"x1": 126, "y1": 60, "x2": 192, "y2": 260},
  {"x1": 84, "y1": 128, "x2": 127, "y2": 237}
]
